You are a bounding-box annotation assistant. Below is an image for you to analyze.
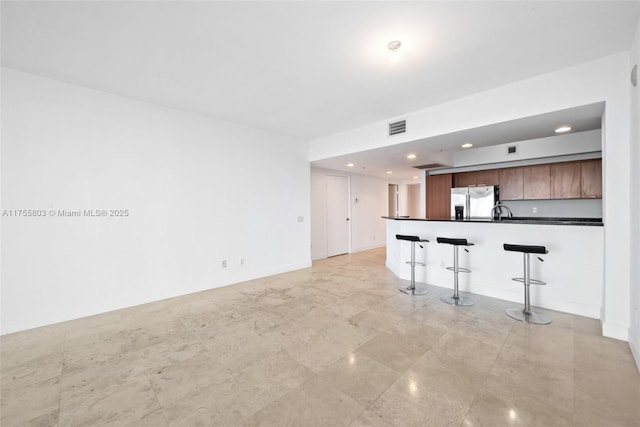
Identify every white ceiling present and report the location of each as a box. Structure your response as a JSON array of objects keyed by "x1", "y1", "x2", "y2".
[{"x1": 2, "y1": 1, "x2": 638, "y2": 145}]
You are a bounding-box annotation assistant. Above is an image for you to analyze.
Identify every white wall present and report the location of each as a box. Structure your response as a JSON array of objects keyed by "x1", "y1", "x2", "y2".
[
  {"x1": 629, "y1": 20, "x2": 640, "y2": 369},
  {"x1": 310, "y1": 53, "x2": 632, "y2": 341},
  {"x1": 0, "y1": 68, "x2": 311, "y2": 334},
  {"x1": 310, "y1": 168, "x2": 387, "y2": 260},
  {"x1": 453, "y1": 130, "x2": 601, "y2": 167}
]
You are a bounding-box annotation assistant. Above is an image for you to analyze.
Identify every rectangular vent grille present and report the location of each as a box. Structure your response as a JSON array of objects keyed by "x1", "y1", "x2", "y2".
[
  {"x1": 388, "y1": 120, "x2": 406, "y2": 136},
  {"x1": 507, "y1": 146, "x2": 517, "y2": 154},
  {"x1": 414, "y1": 163, "x2": 445, "y2": 170}
]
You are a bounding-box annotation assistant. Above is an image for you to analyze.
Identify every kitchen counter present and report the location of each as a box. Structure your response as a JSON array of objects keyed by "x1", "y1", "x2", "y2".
[
  {"x1": 382, "y1": 216, "x2": 603, "y2": 226},
  {"x1": 385, "y1": 216, "x2": 603, "y2": 318}
]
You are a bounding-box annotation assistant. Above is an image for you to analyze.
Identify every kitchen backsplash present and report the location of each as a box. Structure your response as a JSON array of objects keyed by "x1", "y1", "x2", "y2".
[{"x1": 504, "y1": 198, "x2": 602, "y2": 218}]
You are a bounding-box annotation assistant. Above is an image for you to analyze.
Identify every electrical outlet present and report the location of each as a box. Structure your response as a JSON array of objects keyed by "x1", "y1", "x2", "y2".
[
  {"x1": 533, "y1": 207, "x2": 538, "y2": 214},
  {"x1": 297, "y1": 216, "x2": 304, "y2": 223},
  {"x1": 240, "y1": 257, "x2": 245, "y2": 266},
  {"x1": 221, "y1": 260, "x2": 227, "y2": 268}
]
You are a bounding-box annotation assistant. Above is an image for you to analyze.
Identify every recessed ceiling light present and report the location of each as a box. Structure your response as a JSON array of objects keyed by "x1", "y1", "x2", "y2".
[
  {"x1": 461, "y1": 143, "x2": 473, "y2": 148},
  {"x1": 413, "y1": 176, "x2": 419, "y2": 179},
  {"x1": 387, "y1": 40, "x2": 402, "y2": 63},
  {"x1": 555, "y1": 126, "x2": 572, "y2": 133},
  {"x1": 347, "y1": 163, "x2": 354, "y2": 167},
  {"x1": 386, "y1": 171, "x2": 393, "y2": 174},
  {"x1": 407, "y1": 154, "x2": 417, "y2": 159}
]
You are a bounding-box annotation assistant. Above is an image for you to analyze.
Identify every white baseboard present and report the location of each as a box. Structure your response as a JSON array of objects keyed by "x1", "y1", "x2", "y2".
[
  {"x1": 351, "y1": 242, "x2": 385, "y2": 253},
  {"x1": 602, "y1": 321, "x2": 629, "y2": 341}
]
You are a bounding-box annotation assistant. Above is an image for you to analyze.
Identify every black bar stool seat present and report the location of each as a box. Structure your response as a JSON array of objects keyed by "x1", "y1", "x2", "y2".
[
  {"x1": 396, "y1": 234, "x2": 429, "y2": 296},
  {"x1": 437, "y1": 237, "x2": 474, "y2": 306},
  {"x1": 503, "y1": 243, "x2": 551, "y2": 325}
]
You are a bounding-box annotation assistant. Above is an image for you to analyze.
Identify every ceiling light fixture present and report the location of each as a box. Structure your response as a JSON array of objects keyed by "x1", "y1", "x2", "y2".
[
  {"x1": 407, "y1": 154, "x2": 416, "y2": 159},
  {"x1": 347, "y1": 163, "x2": 354, "y2": 167},
  {"x1": 386, "y1": 171, "x2": 393, "y2": 174},
  {"x1": 461, "y1": 143, "x2": 473, "y2": 148},
  {"x1": 413, "y1": 176, "x2": 419, "y2": 179},
  {"x1": 387, "y1": 40, "x2": 402, "y2": 63},
  {"x1": 555, "y1": 126, "x2": 572, "y2": 133}
]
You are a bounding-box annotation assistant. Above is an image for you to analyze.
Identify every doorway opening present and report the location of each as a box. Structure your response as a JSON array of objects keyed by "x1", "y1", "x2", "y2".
[{"x1": 388, "y1": 184, "x2": 398, "y2": 217}]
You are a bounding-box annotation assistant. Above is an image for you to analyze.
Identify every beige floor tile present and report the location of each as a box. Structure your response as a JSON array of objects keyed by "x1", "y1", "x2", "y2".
[
  {"x1": 319, "y1": 353, "x2": 401, "y2": 406},
  {"x1": 355, "y1": 332, "x2": 427, "y2": 373},
  {"x1": 348, "y1": 308, "x2": 405, "y2": 332},
  {"x1": 147, "y1": 350, "x2": 232, "y2": 407},
  {"x1": 349, "y1": 410, "x2": 395, "y2": 427},
  {"x1": 243, "y1": 377, "x2": 365, "y2": 427},
  {"x1": 386, "y1": 319, "x2": 448, "y2": 351},
  {"x1": 463, "y1": 382, "x2": 573, "y2": 427},
  {"x1": 485, "y1": 348, "x2": 574, "y2": 418},
  {"x1": 58, "y1": 373, "x2": 160, "y2": 426},
  {"x1": 369, "y1": 372, "x2": 469, "y2": 427},
  {"x1": 194, "y1": 318, "x2": 282, "y2": 372},
  {"x1": 0, "y1": 376, "x2": 61, "y2": 426},
  {"x1": 429, "y1": 330, "x2": 501, "y2": 371},
  {"x1": 503, "y1": 321, "x2": 574, "y2": 364}
]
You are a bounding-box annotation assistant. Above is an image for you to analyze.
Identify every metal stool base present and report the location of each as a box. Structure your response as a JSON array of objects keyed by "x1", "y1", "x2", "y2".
[
  {"x1": 505, "y1": 307, "x2": 551, "y2": 325},
  {"x1": 399, "y1": 286, "x2": 429, "y2": 296},
  {"x1": 440, "y1": 295, "x2": 474, "y2": 306}
]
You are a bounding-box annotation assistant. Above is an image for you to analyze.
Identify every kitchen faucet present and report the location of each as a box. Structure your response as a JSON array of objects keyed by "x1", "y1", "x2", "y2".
[{"x1": 491, "y1": 202, "x2": 513, "y2": 220}]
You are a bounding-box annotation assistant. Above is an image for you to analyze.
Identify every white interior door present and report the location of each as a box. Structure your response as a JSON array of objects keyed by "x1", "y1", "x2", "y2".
[{"x1": 326, "y1": 175, "x2": 350, "y2": 257}]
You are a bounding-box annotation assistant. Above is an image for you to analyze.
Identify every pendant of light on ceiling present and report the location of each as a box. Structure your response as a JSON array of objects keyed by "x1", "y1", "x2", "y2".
[{"x1": 388, "y1": 40, "x2": 402, "y2": 63}]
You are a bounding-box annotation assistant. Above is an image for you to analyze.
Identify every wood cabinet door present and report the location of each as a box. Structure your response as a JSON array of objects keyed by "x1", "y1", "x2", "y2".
[
  {"x1": 523, "y1": 164, "x2": 551, "y2": 199},
  {"x1": 426, "y1": 174, "x2": 453, "y2": 219},
  {"x1": 581, "y1": 159, "x2": 602, "y2": 198},
  {"x1": 551, "y1": 162, "x2": 581, "y2": 198},
  {"x1": 475, "y1": 169, "x2": 499, "y2": 186},
  {"x1": 454, "y1": 172, "x2": 476, "y2": 187},
  {"x1": 498, "y1": 167, "x2": 523, "y2": 200}
]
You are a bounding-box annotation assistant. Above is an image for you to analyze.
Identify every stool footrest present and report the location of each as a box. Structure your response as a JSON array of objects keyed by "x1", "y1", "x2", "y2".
[
  {"x1": 405, "y1": 261, "x2": 426, "y2": 266},
  {"x1": 446, "y1": 266, "x2": 471, "y2": 273},
  {"x1": 512, "y1": 278, "x2": 546, "y2": 285}
]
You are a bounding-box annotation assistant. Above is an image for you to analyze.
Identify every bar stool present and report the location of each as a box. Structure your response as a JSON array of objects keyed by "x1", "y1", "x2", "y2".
[
  {"x1": 503, "y1": 243, "x2": 551, "y2": 325},
  {"x1": 395, "y1": 234, "x2": 429, "y2": 296},
  {"x1": 436, "y1": 237, "x2": 474, "y2": 306}
]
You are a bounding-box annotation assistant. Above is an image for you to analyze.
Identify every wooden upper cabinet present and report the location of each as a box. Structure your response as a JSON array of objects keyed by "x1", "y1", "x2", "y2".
[
  {"x1": 475, "y1": 169, "x2": 499, "y2": 186},
  {"x1": 498, "y1": 167, "x2": 524, "y2": 200},
  {"x1": 523, "y1": 164, "x2": 551, "y2": 199},
  {"x1": 455, "y1": 170, "x2": 499, "y2": 187},
  {"x1": 448, "y1": 159, "x2": 601, "y2": 203},
  {"x1": 454, "y1": 172, "x2": 476, "y2": 187},
  {"x1": 581, "y1": 159, "x2": 602, "y2": 198},
  {"x1": 551, "y1": 162, "x2": 582, "y2": 199},
  {"x1": 426, "y1": 174, "x2": 453, "y2": 219}
]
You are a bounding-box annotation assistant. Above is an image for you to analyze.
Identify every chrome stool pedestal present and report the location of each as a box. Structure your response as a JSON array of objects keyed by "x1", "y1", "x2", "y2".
[
  {"x1": 437, "y1": 237, "x2": 474, "y2": 306},
  {"x1": 396, "y1": 234, "x2": 429, "y2": 296},
  {"x1": 503, "y1": 243, "x2": 551, "y2": 325}
]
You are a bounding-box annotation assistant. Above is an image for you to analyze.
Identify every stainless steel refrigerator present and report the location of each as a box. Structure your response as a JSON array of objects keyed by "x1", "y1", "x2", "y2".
[{"x1": 450, "y1": 186, "x2": 499, "y2": 220}]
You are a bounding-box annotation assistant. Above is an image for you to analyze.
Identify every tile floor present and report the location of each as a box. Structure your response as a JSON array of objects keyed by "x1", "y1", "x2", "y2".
[{"x1": 1, "y1": 247, "x2": 639, "y2": 426}]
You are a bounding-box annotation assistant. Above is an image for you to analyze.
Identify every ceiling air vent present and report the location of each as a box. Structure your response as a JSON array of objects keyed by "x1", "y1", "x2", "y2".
[
  {"x1": 414, "y1": 162, "x2": 445, "y2": 170},
  {"x1": 388, "y1": 120, "x2": 406, "y2": 136},
  {"x1": 507, "y1": 145, "x2": 517, "y2": 154}
]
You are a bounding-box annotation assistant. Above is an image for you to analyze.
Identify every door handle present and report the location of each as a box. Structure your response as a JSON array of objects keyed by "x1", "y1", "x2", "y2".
[{"x1": 346, "y1": 218, "x2": 350, "y2": 221}]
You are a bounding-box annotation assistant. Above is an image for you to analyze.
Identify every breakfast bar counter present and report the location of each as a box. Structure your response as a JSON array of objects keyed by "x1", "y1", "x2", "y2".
[{"x1": 384, "y1": 216, "x2": 604, "y2": 318}]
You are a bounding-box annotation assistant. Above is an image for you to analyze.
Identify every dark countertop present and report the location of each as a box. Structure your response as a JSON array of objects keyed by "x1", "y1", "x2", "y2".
[{"x1": 382, "y1": 216, "x2": 603, "y2": 226}]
